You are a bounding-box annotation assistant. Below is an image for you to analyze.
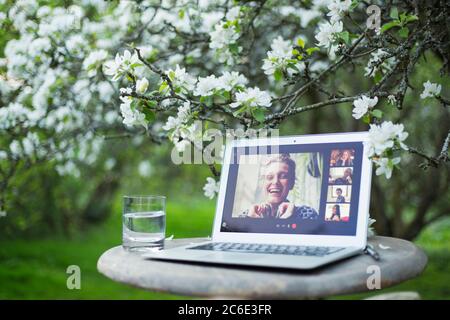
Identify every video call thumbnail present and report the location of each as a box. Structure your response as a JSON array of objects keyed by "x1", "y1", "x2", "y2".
[
  {"x1": 325, "y1": 203, "x2": 350, "y2": 222},
  {"x1": 330, "y1": 149, "x2": 354, "y2": 167},
  {"x1": 329, "y1": 167, "x2": 353, "y2": 185},
  {"x1": 327, "y1": 185, "x2": 351, "y2": 203}
]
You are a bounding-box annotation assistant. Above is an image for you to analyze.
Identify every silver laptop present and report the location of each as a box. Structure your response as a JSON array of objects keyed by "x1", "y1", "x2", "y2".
[{"x1": 144, "y1": 132, "x2": 373, "y2": 270}]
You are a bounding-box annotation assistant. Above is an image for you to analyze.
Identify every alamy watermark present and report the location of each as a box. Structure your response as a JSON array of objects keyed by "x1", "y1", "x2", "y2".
[
  {"x1": 366, "y1": 5, "x2": 381, "y2": 32},
  {"x1": 66, "y1": 265, "x2": 81, "y2": 290},
  {"x1": 366, "y1": 265, "x2": 381, "y2": 290}
]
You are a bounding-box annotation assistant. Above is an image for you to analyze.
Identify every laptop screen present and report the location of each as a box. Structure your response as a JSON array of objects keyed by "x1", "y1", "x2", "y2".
[{"x1": 220, "y1": 142, "x2": 363, "y2": 236}]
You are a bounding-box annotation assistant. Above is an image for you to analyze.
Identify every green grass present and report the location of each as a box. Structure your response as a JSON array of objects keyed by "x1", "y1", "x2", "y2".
[
  {"x1": 0, "y1": 199, "x2": 448, "y2": 299},
  {"x1": 0, "y1": 198, "x2": 215, "y2": 299}
]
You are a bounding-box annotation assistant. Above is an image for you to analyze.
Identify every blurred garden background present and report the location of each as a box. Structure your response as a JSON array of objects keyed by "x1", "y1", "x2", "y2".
[{"x1": 0, "y1": 0, "x2": 449, "y2": 299}]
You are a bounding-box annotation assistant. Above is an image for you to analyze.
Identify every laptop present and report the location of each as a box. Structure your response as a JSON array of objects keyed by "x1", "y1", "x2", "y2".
[{"x1": 144, "y1": 132, "x2": 373, "y2": 270}]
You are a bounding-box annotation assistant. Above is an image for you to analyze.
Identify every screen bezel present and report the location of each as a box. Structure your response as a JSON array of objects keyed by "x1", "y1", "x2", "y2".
[{"x1": 211, "y1": 132, "x2": 372, "y2": 248}]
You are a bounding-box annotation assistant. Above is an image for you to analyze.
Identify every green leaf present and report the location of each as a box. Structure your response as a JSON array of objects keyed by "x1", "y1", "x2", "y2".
[
  {"x1": 142, "y1": 109, "x2": 155, "y2": 123},
  {"x1": 398, "y1": 27, "x2": 409, "y2": 38},
  {"x1": 233, "y1": 105, "x2": 247, "y2": 116},
  {"x1": 229, "y1": 43, "x2": 240, "y2": 55},
  {"x1": 306, "y1": 47, "x2": 320, "y2": 55},
  {"x1": 274, "y1": 69, "x2": 283, "y2": 82},
  {"x1": 390, "y1": 7, "x2": 399, "y2": 20},
  {"x1": 296, "y1": 38, "x2": 305, "y2": 48},
  {"x1": 374, "y1": 72, "x2": 382, "y2": 83},
  {"x1": 339, "y1": 31, "x2": 350, "y2": 44},
  {"x1": 292, "y1": 49, "x2": 300, "y2": 56},
  {"x1": 158, "y1": 82, "x2": 168, "y2": 93},
  {"x1": 178, "y1": 9, "x2": 185, "y2": 19},
  {"x1": 404, "y1": 15, "x2": 419, "y2": 23},
  {"x1": 385, "y1": 149, "x2": 393, "y2": 157},
  {"x1": 371, "y1": 109, "x2": 383, "y2": 119},
  {"x1": 222, "y1": 91, "x2": 231, "y2": 101},
  {"x1": 130, "y1": 99, "x2": 138, "y2": 111},
  {"x1": 252, "y1": 108, "x2": 266, "y2": 123},
  {"x1": 350, "y1": 0, "x2": 359, "y2": 10},
  {"x1": 126, "y1": 74, "x2": 134, "y2": 82},
  {"x1": 362, "y1": 114, "x2": 371, "y2": 124},
  {"x1": 168, "y1": 70, "x2": 175, "y2": 81},
  {"x1": 200, "y1": 95, "x2": 213, "y2": 107},
  {"x1": 381, "y1": 21, "x2": 400, "y2": 33},
  {"x1": 145, "y1": 100, "x2": 158, "y2": 108}
]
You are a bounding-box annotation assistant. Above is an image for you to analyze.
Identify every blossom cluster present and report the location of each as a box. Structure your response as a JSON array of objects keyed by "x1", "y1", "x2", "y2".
[
  {"x1": 352, "y1": 95, "x2": 378, "y2": 119},
  {"x1": 364, "y1": 49, "x2": 397, "y2": 78},
  {"x1": 209, "y1": 6, "x2": 242, "y2": 64},
  {"x1": 203, "y1": 177, "x2": 221, "y2": 199},
  {"x1": 0, "y1": 0, "x2": 434, "y2": 204},
  {"x1": 365, "y1": 122, "x2": 409, "y2": 179}
]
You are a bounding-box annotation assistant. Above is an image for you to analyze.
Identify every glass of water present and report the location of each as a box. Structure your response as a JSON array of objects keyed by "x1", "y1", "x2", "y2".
[{"x1": 122, "y1": 195, "x2": 166, "y2": 252}]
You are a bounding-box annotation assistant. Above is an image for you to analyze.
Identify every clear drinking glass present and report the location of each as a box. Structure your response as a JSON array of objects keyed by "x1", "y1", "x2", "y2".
[{"x1": 122, "y1": 195, "x2": 166, "y2": 252}]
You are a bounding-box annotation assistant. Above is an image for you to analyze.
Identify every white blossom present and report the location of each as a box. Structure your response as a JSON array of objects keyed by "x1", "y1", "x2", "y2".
[
  {"x1": 0, "y1": 150, "x2": 7, "y2": 160},
  {"x1": 352, "y1": 95, "x2": 378, "y2": 119},
  {"x1": 364, "y1": 49, "x2": 396, "y2": 78},
  {"x1": 116, "y1": 49, "x2": 139, "y2": 69},
  {"x1": 420, "y1": 81, "x2": 442, "y2": 99},
  {"x1": 226, "y1": 6, "x2": 241, "y2": 21},
  {"x1": 162, "y1": 115, "x2": 182, "y2": 132},
  {"x1": 97, "y1": 81, "x2": 114, "y2": 103},
  {"x1": 66, "y1": 34, "x2": 87, "y2": 57},
  {"x1": 217, "y1": 71, "x2": 248, "y2": 91},
  {"x1": 104, "y1": 50, "x2": 140, "y2": 81},
  {"x1": 55, "y1": 160, "x2": 80, "y2": 178},
  {"x1": 194, "y1": 75, "x2": 219, "y2": 96},
  {"x1": 83, "y1": 50, "x2": 108, "y2": 77},
  {"x1": 177, "y1": 101, "x2": 191, "y2": 122},
  {"x1": 262, "y1": 36, "x2": 294, "y2": 76},
  {"x1": 373, "y1": 157, "x2": 401, "y2": 179},
  {"x1": 365, "y1": 121, "x2": 409, "y2": 158},
  {"x1": 327, "y1": 0, "x2": 352, "y2": 23},
  {"x1": 209, "y1": 21, "x2": 239, "y2": 50},
  {"x1": 162, "y1": 101, "x2": 191, "y2": 131},
  {"x1": 136, "y1": 77, "x2": 149, "y2": 94},
  {"x1": 172, "y1": 121, "x2": 202, "y2": 152},
  {"x1": 230, "y1": 87, "x2": 272, "y2": 109},
  {"x1": 103, "y1": 55, "x2": 123, "y2": 80},
  {"x1": 138, "y1": 160, "x2": 152, "y2": 177},
  {"x1": 209, "y1": 20, "x2": 241, "y2": 64},
  {"x1": 136, "y1": 46, "x2": 154, "y2": 59},
  {"x1": 104, "y1": 158, "x2": 116, "y2": 170},
  {"x1": 203, "y1": 177, "x2": 220, "y2": 199},
  {"x1": 315, "y1": 21, "x2": 343, "y2": 48},
  {"x1": 387, "y1": 95, "x2": 396, "y2": 105},
  {"x1": 119, "y1": 96, "x2": 147, "y2": 128},
  {"x1": 165, "y1": 64, "x2": 196, "y2": 94}
]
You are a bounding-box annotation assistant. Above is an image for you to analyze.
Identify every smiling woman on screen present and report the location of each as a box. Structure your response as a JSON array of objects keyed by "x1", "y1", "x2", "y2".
[{"x1": 241, "y1": 153, "x2": 318, "y2": 220}]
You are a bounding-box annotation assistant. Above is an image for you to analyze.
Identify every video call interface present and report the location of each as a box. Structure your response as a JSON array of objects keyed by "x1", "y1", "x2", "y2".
[{"x1": 220, "y1": 142, "x2": 363, "y2": 236}]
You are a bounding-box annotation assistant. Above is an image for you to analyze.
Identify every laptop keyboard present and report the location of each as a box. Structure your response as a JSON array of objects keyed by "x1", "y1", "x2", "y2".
[{"x1": 188, "y1": 242, "x2": 344, "y2": 257}]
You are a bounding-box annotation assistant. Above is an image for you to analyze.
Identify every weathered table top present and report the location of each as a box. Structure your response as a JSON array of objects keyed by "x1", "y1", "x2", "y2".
[{"x1": 97, "y1": 236, "x2": 427, "y2": 299}]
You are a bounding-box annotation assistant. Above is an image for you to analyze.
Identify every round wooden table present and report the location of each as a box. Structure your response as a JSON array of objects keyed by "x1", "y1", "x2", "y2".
[{"x1": 97, "y1": 236, "x2": 427, "y2": 299}]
